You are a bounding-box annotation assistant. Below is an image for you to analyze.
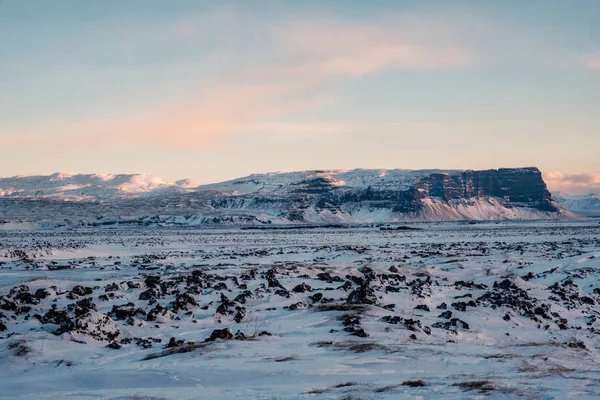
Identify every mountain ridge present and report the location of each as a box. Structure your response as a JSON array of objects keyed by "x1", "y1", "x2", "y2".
[
  {"x1": 0, "y1": 167, "x2": 583, "y2": 225},
  {"x1": 0, "y1": 167, "x2": 549, "y2": 199},
  {"x1": 553, "y1": 192, "x2": 600, "y2": 216}
]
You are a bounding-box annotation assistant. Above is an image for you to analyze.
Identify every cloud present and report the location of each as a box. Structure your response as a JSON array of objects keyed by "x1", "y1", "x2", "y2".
[
  {"x1": 0, "y1": 81, "x2": 323, "y2": 148},
  {"x1": 581, "y1": 52, "x2": 600, "y2": 70},
  {"x1": 1, "y1": 11, "x2": 476, "y2": 149},
  {"x1": 544, "y1": 171, "x2": 600, "y2": 194},
  {"x1": 276, "y1": 17, "x2": 473, "y2": 79}
]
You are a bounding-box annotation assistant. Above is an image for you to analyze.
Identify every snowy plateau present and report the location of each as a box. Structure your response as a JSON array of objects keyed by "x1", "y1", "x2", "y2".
[
  {"x1": 0, "y1": 167, "x2": 585, "y2": 227},
  {"x1": 0, "y1": 168, "x2": 599, "y2": 399}
]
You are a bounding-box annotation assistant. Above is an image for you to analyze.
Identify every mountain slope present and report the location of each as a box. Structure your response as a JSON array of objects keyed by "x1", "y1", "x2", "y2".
[
  {"x1": 0, "y1": 173, "x2": 197, "y2": 200},
  {"x1": 0, "y1": 168, "x2": 579, "y2": 225},
  {"x1": 553, "y1": 193, "x2": 600, "y2": 216}
]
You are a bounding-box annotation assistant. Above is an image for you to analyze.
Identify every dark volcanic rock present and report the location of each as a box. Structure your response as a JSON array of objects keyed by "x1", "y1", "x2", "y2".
[
  {"x1": 432, "y1": 318, "x2": 470, "y2": 331},
  {"x1": 347, "y1": 285, "x2": 377, "y2": 305},
  {"x1": 109, "y1": 303, "x2": 146, "y2": 320},
  {"x1": 170, "y1": 293, "x2": 198, "y2": 312},
  {"x1": 167, "y1": 337, "x2": 184, "y2": 348},
  {"x1": 308, "y1": 293, "x2": 323, "y2": 303},
  {"x1": 71, "y1": 285, "x2": 93, "y2": 297},
  {"x1": 292, "y1": 283, "x2": 312, "y2": 293},
  {"x1": 205, "y1": 328, "x2": 233, "y2": 342},
  {"x1": 147, "y1": 305, "x2": 173, "y2": 322}
]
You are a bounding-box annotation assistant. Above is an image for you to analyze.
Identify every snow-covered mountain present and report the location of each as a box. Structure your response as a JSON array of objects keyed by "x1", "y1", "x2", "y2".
[
  {"x1": 0, "y1": 168, "x2": 579, "y2": 225},
  {"x1": 553, "y1": 192, "x2": 600, "y2": 216},
  {"x1": 0, "y1": 173, "x2": 197, "y2": 201},
  {"x1": 199, "y1": 169, "x2": 457, "y2": 195}
]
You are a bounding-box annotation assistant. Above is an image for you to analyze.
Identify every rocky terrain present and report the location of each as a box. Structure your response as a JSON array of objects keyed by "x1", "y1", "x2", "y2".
[
  {"x1": 0, "y1": 168, "x2": 579, "y2": 226},
  {"x1": 0, "y1": 220, "x2": 599, "y2": 399}
]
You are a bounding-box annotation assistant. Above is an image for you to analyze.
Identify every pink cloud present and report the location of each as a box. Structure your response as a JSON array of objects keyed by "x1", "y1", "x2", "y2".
[
  {"x1": 581, "y1": 53, "x2": 600, "y2": 70},
  {"x1": 544, "y1": 171, "x2": 600, "y2": 194},
  {"x1": 277, "y1": 17, "x2": 473, "y2": 79},
  {"x1": 1, "y1": 13, "x2": 475, "y2": 150}
]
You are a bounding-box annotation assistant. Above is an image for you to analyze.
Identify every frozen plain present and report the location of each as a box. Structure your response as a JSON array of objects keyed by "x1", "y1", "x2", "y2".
[{"x1": 0, "y1": 220, "x2": 599, "y2": 399}]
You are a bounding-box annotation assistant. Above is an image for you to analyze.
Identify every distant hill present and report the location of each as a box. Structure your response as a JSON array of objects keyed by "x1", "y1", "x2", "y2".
[{"x1": 553, "y1": 192, "x2": 600, "y2": 216}]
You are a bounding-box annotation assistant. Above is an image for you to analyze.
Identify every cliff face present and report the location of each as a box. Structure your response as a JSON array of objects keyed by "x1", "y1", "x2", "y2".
[
  {"x1": 204, "y1": 167, "x2": 566, "y2": 222},
  {"x1": 413, "y1": 168, "x2": 556, "y2": 211},
  {"x1": 278, "y1": 167, "x2": 556, "y2": 215}
]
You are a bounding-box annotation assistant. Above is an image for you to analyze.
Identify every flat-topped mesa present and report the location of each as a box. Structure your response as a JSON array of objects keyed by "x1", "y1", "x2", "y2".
[
  {"x1": 0, "y1": 167, "x2": 576, "y2": 223},
  {"x1": 413, "y1": 167, "x2": 556, "y2": 212},
  {"x1": 201, "y1": 167, "x2": 568, "y2": 222}
]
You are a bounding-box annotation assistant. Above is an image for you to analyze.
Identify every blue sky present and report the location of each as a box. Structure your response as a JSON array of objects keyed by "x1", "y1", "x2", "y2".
[{"x1": 1, "y1": 1, "x2": 599, "y2": 193}]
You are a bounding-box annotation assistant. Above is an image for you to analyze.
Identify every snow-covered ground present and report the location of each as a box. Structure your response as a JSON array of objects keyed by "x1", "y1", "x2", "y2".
[{"x1": 0, "y1": 220, "x2": 599, "y2": 399}]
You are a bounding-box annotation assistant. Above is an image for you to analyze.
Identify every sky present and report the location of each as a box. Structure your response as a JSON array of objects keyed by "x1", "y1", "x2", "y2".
[{"x1": 0, "y1": 0, "x2": 599, "y2": 193}]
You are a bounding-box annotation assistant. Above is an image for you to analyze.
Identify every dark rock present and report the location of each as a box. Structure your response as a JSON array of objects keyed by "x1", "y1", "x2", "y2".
[
  {"x1": 216, "y1": 294, "x2": 237, "y2": 316},
  {"x1": 126, "y1": 281, "x2": 141, "y2": 289},
  {"x1": 144, "y1": 276, "x2": 161, "y2": 288},
  {"x1": 167, "y1": 337, "x2": 184, "y2": 348},
  {"x1": 71, "y1": 285, "x2": 93, "y2": 297},
  {"x1": 347, "y1": 285, "x2": 377, "y2": 305},
  {"x1": 455, "y1": 281, "x2": 487, "y2": 290},
  {"x1": 205, "y1": 328, "x2": 233, "y2": 342},
  {"x1": 265, "y1": 268, "x2": 285, "y2": 290},
  {"x1": 274, "y1": 289, "x2": 290, "y2": 297},
  {"x1": 316, "y1": 272, "x2": 343, "y2": 283},
  {"x1": 34, "y1": 288, "x2": 51, "y2": 300},
  {"x1": 234, "y1": 331, "x2": 247, "y2": 340},
  {"x1": 286, "y1": 302, "x2": 305, "y2": 310},
  {"x1": 439, "y1": 311, "x2": 452, "y2": 319},
  {"x1": 403, "y1": 318, "x2": 423, "y2": 332},
  {"x1": 351, "y1": 328, "x2": 368, "y2": 338},
  {"x1": 567, "y1": 340, "x2": 586, "y2": 349},
  {"x1": 233, "y1": 307, "x2": 246, "y2": 323},
  {"x1": 581, "y1": 296, "x2": 595, "y2": 305},
  {"x1": 13, "y1": 290, "x2": 39, "y2": 305},
  {"x1": 105, "y1": 283, "x2": 119, "y2": 292},
  {"x1": 109, "y1": 303, "x2": 146, "y2": 320},
  {"x1": 292, "y1": 283, "x2": 312, "y2": 293},
  {"x1": 432, "y1": 318, "x2": 470, "y2": 331},
  {"x1": 308, "y1": 293, "x2": 323, "y2": 303},
  {"x1": 139, "y1": 289, "x2": 158, "y2": 301},
  {"x1": 171, "y1": 293, "x2": 198, "y2": 312},
  {"x1": 147, "y1": 305, "x2": 171, "y2": 322},
  {"x1": 385, "y1": 285, "x2": 400, "y2": 293},
  {"x1": 234, "y1": 290, "x2": 253, "y2": 304},
  {"x1": 454, "y1": 293, "x2": 473, "y2": 299},
  {"x1": 381, "y1": 315, "x2": 403, "y2": 325}
]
